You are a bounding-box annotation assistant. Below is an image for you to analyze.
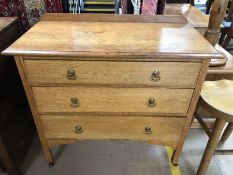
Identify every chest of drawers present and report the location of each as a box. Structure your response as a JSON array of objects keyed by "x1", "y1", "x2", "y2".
[{"x1": 2, "y1": 14, "x2": 222, "y2": 167}]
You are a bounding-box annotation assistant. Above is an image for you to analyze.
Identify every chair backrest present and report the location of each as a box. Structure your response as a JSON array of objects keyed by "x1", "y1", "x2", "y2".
[
  {"x1": 226, "y1": 1, "x2": 233, "y2": 21},
  {"x1": 205, "y1": 0, "x2": 229, "y2": 45},
  {"x1": 206, "y1": 0, "x2": 229, "y2": 66},
  {"x1": 226, "y1": 1, "x2": 233, "y2": 29}
]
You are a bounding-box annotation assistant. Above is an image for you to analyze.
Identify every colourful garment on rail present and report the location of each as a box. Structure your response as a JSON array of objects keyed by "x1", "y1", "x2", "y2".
[
  {"x1": 0, "y1": 0, "x2": 62, "y2": 31},
  {"x1": 121, "y1": 0, "x2": 134, "y2": 14},
  {"x1": 141, "y1": 0, "x2": 158, "y2": 15}
]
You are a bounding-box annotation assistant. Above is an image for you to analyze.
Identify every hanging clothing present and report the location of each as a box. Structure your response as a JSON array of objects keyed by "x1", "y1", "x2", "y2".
[
  {"x1": 157, "y1": 0, "x2": 166, "y2": 14},
  {"x1": 130, "y1": 0, "x2": 141, "y2": 15},
  {"x1": 120, "y1": 0, "x2": 134, "y2": 14},
  {"x1": 141, "y1": 0, "x2": 158, "y2": 15},
  {"x1": 120, "y1": 0, "x2": 166, "y2": 15},
  {"x1": 0, "y1": 0, "x2": 62, "y2": 31}
]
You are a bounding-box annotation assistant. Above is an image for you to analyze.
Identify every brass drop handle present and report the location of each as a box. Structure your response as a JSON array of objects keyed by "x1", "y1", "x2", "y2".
[
  {"x1": 151, "y1": 70, "x2": 160, "y2": 81},
  {"x1": 148, "y1": 98, "x2": 156, "y2": 107},
  {"x1": 74, "y1": 125, "x2": 83, "y2": 134},
  {"x1": 70, "y1": 97, "x2": 80, "y2": 108},
  {"x1": 144, "y1": 127, "x2": 152, "y2": 135},
  {"x1": 67, "y1": 69, "x2": 77, "y2": 80}
]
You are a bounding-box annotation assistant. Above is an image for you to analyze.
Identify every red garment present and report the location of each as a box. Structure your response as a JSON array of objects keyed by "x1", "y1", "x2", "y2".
[
  {"x1": 0, "y1": 0, "x2": 62, "y2": 31},
  {"x1": 141, "y1": 0, "x2": 158, "y2": 15}
]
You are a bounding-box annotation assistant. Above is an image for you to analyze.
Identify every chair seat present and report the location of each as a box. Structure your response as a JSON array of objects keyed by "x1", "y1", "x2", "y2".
[{"x1": 201, "y1": 80, "x2": 233, "y2": 116}]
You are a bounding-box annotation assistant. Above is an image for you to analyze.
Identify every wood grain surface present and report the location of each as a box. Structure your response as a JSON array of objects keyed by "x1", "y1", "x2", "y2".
[
  {"x1": 4, "y1": 14, "x2": 214, "y2": 165},
  {"x1": 171, "y1": 59, "x2": 211, "y2": 165},
  {"x1": 32, "y1": 87, "x2": 193, "y2": 116},
  {"x1": 40, "y1": 13, "x2": 188, "y2": 23},
  {"x1": 24, "y1": 60, "x2": 201, "y2": 88},
  {"x1": 14, "y1": 57, "x2": 54, "y2": 164},
  {"x1": 165, "y1": 4, "x2": 209, "y2": 28},
  {"x1": 0, "y1": 17, "x2": 17, "y2": 33},
  {"x1": 201, "y1": 80, "x2": 233, "y2": 116},
  {"x1": 2, "y1": 15, "x2": 220, "y2": 59},
  {"x1": 208, "y1": 44, "x2": 233, "y2": 75},
  {"x1": 41, "y1": 115, "x2": 186, "y2": 148}
]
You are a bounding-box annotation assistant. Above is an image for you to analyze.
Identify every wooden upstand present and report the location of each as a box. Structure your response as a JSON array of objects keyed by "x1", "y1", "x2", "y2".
[
  {"x1": 2, "y1": 14, "x2": 222, "y2": 167},
  {"x1": 164, "y1": 3, "x2": 209, "y2": 36}
]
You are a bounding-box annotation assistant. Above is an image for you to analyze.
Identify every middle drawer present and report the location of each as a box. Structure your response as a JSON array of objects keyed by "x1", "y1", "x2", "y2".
[{"x1": 32, "y1": 87, "x2": 193, "y2": 115}]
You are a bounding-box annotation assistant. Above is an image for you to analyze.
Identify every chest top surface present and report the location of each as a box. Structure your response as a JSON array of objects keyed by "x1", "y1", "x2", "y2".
[
  {"x1": 2, "y1": 14, "x2": 220, "y2": 59},
  {"x1": 164, "y1": 4, "x2": 209, "y2": 28}
]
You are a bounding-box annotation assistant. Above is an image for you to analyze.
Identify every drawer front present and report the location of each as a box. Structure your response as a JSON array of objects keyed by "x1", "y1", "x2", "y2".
[
  {"x1": 33, "y1": 87, "x2": 193, "y2": 115},
  {"x1": 24, "y1": 60, "x2": 201, "y2": 88},
  {"x1": 41, "y1": 115, "x2": 186, "y2": 147}
]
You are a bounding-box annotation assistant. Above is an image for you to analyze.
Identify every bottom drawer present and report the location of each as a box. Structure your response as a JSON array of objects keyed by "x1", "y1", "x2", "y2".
[{"x1": 41, "y1": 116, "x2": 186, "y2": 148}]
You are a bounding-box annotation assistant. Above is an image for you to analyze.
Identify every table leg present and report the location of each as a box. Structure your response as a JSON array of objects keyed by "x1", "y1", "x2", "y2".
[
  {"x1": 221, "y1": 122, "x2": 233, "y2": 142},
  {"x1": 196, "y1": 118, "x2": 226, "y2": 175}
]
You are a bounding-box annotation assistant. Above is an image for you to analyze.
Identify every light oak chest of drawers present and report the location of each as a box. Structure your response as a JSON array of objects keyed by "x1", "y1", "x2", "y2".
[{"x1": 3, "y1": 14, "x2": 222, "y2": 167}]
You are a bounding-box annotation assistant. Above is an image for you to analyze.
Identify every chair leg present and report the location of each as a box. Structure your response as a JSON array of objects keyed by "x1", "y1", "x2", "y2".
[
  {"x1": 219, "y1": 33, "x2": 227, "y2": 46},
  {"x1": 221, "y1": 122, "x2": 233, "y2": 143},
  {"x1": 196, "y1": 118, "x2": 226, "y2": 175},
  {"x1": 222, "y1": 35, "x2": 232, "y2": 49}
]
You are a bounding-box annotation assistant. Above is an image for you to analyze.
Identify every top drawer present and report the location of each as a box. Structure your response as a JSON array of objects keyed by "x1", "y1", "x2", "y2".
[{"x1": 24, "y1": 60, "x2": 201, "y2": 88}]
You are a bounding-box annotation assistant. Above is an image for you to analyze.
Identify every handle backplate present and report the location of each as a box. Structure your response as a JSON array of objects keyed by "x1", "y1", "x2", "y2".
[
  {"x1": 151, "y1": 70, "x2": 160, "y2": 81},
  {"x1": 67, "y1": 69, "x2": 77, "y2": 80},
  {"x1": 144, "y1": 126, "x2": 152, "y2": 135},
  {"x1": 70, "y1": 97, "x2": 80, "y2": 108}
]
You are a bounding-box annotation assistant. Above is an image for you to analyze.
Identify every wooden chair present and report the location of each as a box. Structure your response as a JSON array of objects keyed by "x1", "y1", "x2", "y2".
[
  {"x1": 195, "y1": 80, "x2": 233, "y2": 175},
  {"x1": 204, "y1": 0, "x2": 229, "y2": 66},
  {"x1": 221, "y1": 28, "x2": 233, "y2": 51},
  {"x1": 220, "y1": 1, "x2": 233, "y2": 50}
]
